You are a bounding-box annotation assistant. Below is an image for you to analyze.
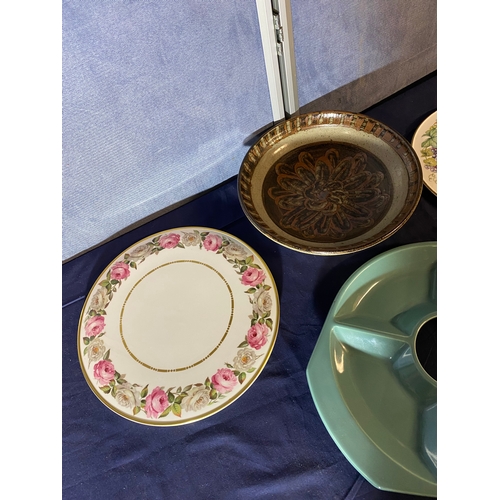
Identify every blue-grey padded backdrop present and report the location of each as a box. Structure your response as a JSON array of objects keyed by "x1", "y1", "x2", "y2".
[
  {"x1": 63, "y1": 0, "x2": 437, "y2": 261},
  {"x1": 62, "y1": 0, "x2": 273, "y2": 261},
  {"x1": 291, "y1": 0, "x2": 437, "y2": 110}
]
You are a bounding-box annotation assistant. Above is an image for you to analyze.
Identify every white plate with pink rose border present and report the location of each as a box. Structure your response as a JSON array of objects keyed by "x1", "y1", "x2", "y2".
[{"x1": 78, "y1": 227, "x2": 280, "y2": 426}]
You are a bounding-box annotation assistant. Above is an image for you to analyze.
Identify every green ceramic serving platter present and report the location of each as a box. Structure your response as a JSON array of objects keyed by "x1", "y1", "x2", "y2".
[{"x1": 307, "y1": 242, "x2": 437, "y2": 497}]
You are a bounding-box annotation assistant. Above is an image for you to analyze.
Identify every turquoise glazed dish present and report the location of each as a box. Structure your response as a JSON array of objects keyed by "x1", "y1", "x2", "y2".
[{"x1": 307, "y1": 242, "x2": 437, "y2": 497}]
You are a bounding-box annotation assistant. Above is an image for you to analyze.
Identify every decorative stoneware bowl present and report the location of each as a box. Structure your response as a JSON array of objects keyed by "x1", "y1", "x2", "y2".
[{"x1": 238, "y1": 111, "x2": 423, "y2": 255}]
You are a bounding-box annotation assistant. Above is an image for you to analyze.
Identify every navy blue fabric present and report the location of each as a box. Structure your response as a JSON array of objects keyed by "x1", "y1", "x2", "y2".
[{"x1": 62, "y1": 72, "x2": 437, "y2": 499}]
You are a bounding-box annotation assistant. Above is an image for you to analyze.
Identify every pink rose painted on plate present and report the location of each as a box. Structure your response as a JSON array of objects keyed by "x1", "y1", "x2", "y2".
[
  {"x1": 246, "y1": 322, "x2": 269, "y2": 350},
  {"x1": 241, "y1": 267, "x2": 266, "y2": 287},
  {"x1": 85, "y1": 315, "x2": 106, "y2": 337},
  {"x1": 110, "y1": 262, "x2": 130, "y2": 281},
  {"x1": 159, "y1": 233, "x2": 180, "y2": 249},
  {"x1": 203, "y1": 233, "x2": 223, "y2": 252},
  {"x1": 93, "y1": 359, "x2": 115, "y2": 386},
  {"x1": 211, "y1": 368, "x2": 238, "y2": 394},
  {"x1": 144, "y1": 386, "x2": 169, "y2": 418}
]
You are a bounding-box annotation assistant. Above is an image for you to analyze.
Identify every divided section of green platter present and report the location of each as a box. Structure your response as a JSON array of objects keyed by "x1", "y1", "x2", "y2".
[{"x1": 307, "y1": 242, "x2": 437, "y2": 497}]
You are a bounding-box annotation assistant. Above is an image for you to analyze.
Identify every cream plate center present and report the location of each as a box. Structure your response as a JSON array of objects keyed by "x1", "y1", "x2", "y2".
[{"x1": 120, "y1": 260, "x2": 233, "y2": 371}]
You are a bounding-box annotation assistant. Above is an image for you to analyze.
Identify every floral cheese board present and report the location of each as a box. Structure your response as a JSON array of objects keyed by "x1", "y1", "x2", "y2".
[
  {"x1": 78, "y1": 227, "x2": 280, "y2": 426},
  {"x1": 412, "y1": 111, "x2": 437, "y2": 195}
]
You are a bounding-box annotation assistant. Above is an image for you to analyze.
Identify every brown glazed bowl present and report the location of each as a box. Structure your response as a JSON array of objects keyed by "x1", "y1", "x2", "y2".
[{"x1": 238, "y1": 111, "x2": 423, "y2": 255}]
